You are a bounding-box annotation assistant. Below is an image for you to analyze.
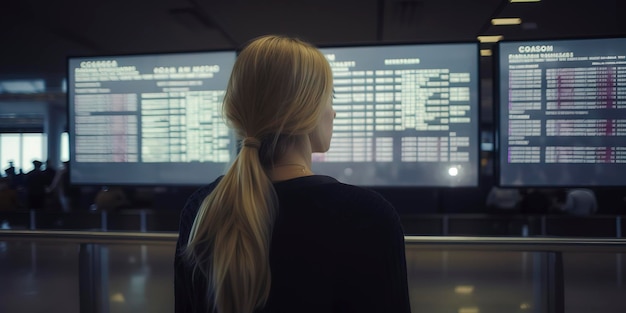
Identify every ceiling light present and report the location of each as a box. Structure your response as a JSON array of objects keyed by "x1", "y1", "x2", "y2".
[
  {"x1": 110, "y1": 293, "x2": 126, "y2": 303},
  {"x1": 510, "y1": 0, "x2": 541, "y2": 2},
  {"x1": 459, "y1": 307, "x2": 480, "y2": 313},
  {"x1": 455, "y1": 285, "x2": 475, "y2": 294},
  {"x1": 492, "y1": 18, "x2": 522, "y2": 25},
  {"x1": 477, "y1": 35, "x2": 503, "y2": 43},
  {"x1": 480, "y1": 49, "x2": 492, "y2": 57}
]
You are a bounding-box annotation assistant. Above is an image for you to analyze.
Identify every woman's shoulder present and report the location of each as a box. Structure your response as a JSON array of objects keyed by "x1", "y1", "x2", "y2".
[
  {"x1": 311, "y1": 179, "x2": 404, "y2": 248},
  {"x1": 329, "y1": 183, "x2": 397, "y2": 221},
  {"x1": 279, "y1": 175, "x2": 390, "y2": 204},
  {"x1": 182, "y1": 176, "x2": 223, "y2": 213},
  {"x1": 282, "y1": 176, "x2": 399, "y2": 228},
  {"x1": 178, "y1": 176, "x2": 223, "y2": 241}
]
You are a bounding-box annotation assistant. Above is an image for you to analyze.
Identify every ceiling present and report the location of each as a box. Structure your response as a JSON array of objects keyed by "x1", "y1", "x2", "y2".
[{"x1": 0, "y1": 0, "x2": 624, "y2": 87}]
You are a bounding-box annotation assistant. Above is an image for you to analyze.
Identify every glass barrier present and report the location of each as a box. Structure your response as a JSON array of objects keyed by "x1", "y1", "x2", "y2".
[
  {"x1": 405, "y1": 237, "x2": 626, "y2": 313},
  {"x1": 0, "y1": 231, "x2": 176, "y2": 313},
  {"x1": 0, "y1": 231, "x2": 624, "y2": 313}
]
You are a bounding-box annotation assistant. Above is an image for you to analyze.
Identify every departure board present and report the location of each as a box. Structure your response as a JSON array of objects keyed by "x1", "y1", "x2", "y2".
[
  {"x1": 68, "y1": 51, "x2": 236, "y2": 185},
  {"x1": 313, "y1": 43, "x2": 480, "y2": 187},
  {"x1": 498, "y1": 38, "x2": 626, "y2": 187}
]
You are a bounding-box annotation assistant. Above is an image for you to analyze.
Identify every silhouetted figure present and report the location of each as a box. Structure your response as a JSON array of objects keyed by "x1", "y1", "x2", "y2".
[
  {"x1": 42, "y1": 160, "x2": 57, "y2": 187},
  {"x1": 4, "y1": 162, "x2": 17, "y2": 188},
  {"x1": 561, "y1": 189, "x2": 598, "y2": 216},
  {"x1": 47, "y1": 161, "x2": 74, "y2": 212},
  {"x1": 4, "y1": 161, "x2": 15, "y2": 174},
  {"x1": 0, "y1": 177, "x2": 19, "y2": 211},
  {"x1": 5, "y1": 163, "x2": 26, "y2": 209},
  {"x1": 486, "y1": 186, "x2": 522, "y2": 213},
  {"x1": 15, "y1": 169, "x2": 25, "y2": 187},
  {"x1": 25, "y1": 160, "x2": 47, "y2": 210},
  {"x1": 520, "y1": 188, "x2": 557, "y2": 214},
  {"x1": 93, "y1": 186, "x2": 130, "y2": 212},
  {"x1": 15, "y1": 169, "x2": 27, "y2": 206}
]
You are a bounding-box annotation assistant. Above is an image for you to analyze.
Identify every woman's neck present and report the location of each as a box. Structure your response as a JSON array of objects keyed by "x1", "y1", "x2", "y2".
[
  {"x1": 269, "y1": 141, "x2": 313, "y2": 182},
  {"x1": 269, "y1": 163, "x2": 312, "y2": 182}
]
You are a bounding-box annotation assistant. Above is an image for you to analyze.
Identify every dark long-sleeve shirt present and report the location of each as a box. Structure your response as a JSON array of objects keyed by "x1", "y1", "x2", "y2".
[{"x1": 175, "y1": 175, "x2": 411, "y2": 313}]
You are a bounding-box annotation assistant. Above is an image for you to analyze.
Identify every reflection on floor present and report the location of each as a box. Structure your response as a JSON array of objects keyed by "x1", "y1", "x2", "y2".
[{"x1": 0, "y1": 241, "x2": 624, "y2": 313}]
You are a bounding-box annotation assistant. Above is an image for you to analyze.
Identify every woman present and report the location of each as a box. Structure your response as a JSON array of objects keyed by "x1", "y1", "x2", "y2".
[{"x1": 175, "y1": 35, "x2": 411, "y2": 313}]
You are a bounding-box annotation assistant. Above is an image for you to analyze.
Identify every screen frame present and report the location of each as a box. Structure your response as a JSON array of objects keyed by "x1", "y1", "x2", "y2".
[
  {"x1": 313, "y1": 40, "x2": 482, "y2": 188},
  {"x1": 66, "y1": 48, "x2": 238, "y2": 187},
  {"x1": 494, "y1": 35, "x2": 626, "y2": 188}
]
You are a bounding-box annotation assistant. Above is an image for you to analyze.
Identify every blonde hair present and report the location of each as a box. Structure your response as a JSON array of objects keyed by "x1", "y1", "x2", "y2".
[{"x1": 185, "y1": 35, "x2": 333, "y2": 313}]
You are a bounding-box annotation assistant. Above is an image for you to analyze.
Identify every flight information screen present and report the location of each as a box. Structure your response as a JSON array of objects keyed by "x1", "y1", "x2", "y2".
[
  {"x1": 68, "y1": 51, "x2": 236, "y2": 185},
  {"x1": 313, "y1": 43, "x2": 480, "y2": 187},
  {"x1": 498, "y1": 38, "x2": 626, "y2": 187}
]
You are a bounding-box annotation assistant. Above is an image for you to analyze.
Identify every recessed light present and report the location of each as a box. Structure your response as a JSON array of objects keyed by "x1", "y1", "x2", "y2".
[
  {"x1": 492, "y1": 18, "x2": 522, "y2": 25},
  {"x1": 455, "y1": 285, "x2": 475, "y2": 294},
  {"x1": 459, "y1": 307, "x2": 480, "y2": 313},
  {"x1": 477, "y1": 35, "x2": 504, "y2": 43}
]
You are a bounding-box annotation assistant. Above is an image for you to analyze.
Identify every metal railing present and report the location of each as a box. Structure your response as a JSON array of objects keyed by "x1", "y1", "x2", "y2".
[{"x1": 2, "y1": 229, "x2": 625, "y2": 249}]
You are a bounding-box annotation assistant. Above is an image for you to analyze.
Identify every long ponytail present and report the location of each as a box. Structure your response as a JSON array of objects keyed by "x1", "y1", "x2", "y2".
[
  {"x1": 184, "y1": 35, "x2": 333, "y2": 313},
  {"x1": 186, "y1": 136, "x2": 276, "y2": 313}
]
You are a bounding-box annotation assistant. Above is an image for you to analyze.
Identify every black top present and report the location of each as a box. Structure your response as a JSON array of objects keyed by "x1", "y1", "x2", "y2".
[{"x1": 175, "y1": 175, "x2": 411, "y2": 313}]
